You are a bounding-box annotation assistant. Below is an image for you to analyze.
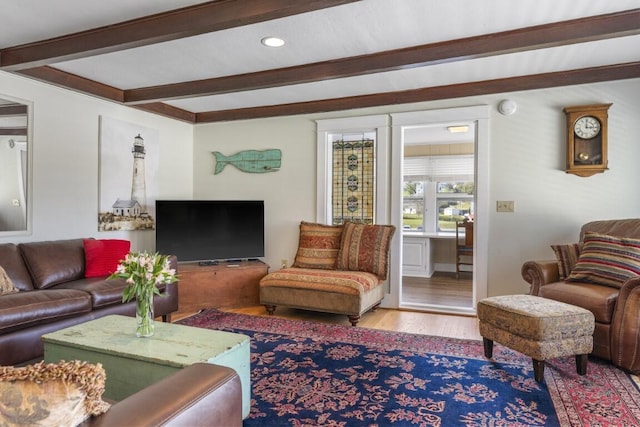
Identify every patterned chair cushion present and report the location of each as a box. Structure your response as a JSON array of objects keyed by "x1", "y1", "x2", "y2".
[
  {"x1": 566, "y1": 232, "x2": 640, "y2": 288},
  {"x1": 550, "y1": 243, "x2": 582, "y2": 280},
  {"x1": 292, "y1": 222, "x2": 343, "y2": 270},
  {"x1": 0, "y1": 360, "x2": 110, "y2": 427},
  {"x1": 336, "y1": 222, "x2": 396, "y2": 279},
  {"x1": 260, "y1": 267, "x2": 380, "y2": 295}
]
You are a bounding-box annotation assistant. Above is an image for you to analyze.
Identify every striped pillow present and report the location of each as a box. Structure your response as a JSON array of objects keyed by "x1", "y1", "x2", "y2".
[
  {"x1": 550, "y1": 243, "x2": 582, "y2": 280},
  {"x1": 336, "y1": 222, "x2": 396, "y2": 279},
  {"x1": 292, "y1": 222, "x2": 343, "y2": 270},
  {"x1": 566, "y1": 232, "x2": 640, "y2": 288}
]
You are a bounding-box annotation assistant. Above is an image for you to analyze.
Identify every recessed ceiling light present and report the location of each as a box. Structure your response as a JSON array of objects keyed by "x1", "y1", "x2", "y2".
[
  {"x1": 447, "y1": 125, "x2": 469, "y2": 133},
  {"x1": 261, "y1": 36, "x2": 285, "y2": 48}
]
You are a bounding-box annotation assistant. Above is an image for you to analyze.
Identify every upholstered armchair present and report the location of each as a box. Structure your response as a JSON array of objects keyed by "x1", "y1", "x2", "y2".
[
  {"x1": 522, "y1": 218, "x2": 640, "y2": 374},
  {"x1": 260, "y1": 221, "x2": 395, "y2": 326}
]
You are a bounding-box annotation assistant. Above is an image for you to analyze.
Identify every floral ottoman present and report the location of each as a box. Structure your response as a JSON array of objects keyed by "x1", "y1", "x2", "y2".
[{"x1": 477, "y1": 294, "x2": 595, "y2": 382}]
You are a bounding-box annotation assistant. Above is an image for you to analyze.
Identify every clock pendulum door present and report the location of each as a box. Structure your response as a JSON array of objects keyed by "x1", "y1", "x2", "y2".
[{"x1": 563, "y1": 104, "x2": 612, "y2": 177}]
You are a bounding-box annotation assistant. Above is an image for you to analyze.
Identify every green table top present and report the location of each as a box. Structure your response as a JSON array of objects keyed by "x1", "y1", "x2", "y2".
[{"x1": 42, "y1": 315, "x2": 250, "y2": 368}]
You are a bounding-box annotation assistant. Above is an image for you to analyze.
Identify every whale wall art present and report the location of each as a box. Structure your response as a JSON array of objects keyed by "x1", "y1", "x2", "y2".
[{"x1": 213, "y1": 149, "x2": 281, "y2": 174}]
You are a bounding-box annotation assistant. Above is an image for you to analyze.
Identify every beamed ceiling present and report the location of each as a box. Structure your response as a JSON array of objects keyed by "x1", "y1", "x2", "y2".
[{"x1": 2, "y1": 0, "x2": 640, "y2": 123}]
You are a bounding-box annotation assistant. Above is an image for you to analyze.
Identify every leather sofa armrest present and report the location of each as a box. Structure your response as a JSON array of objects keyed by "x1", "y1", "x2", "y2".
[
  {"x1": 521, "y1": 260, "x2": 560, "y2": 295},
  {"x1": 611, "y1": 277, "x2": 640, "y2": 374},
  {"x1": 86, "y1": 363, "x2": 242, "y2": 427}
]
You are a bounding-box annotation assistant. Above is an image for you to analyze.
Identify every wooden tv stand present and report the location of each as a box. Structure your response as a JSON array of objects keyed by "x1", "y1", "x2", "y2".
[{"x1": 174, "y1": 260, "x2": 269, "y2": 319}]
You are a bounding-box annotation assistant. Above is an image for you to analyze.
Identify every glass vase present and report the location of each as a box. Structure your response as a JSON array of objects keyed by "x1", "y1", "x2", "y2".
[{"x1": 136, "y1": 291, "x2": 155, "y2": 338}]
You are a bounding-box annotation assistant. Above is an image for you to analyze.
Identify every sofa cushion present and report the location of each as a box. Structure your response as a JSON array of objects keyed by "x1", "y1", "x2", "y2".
[
  {"x1": 0, "y1": 360, "x2": 110, "y2": 427},
  {"x1": 551, "y1": 243, "x2": 582, "y2": 280},
  {"x1": 539, "y1": 281, "x2": 619, "y2": 324},
  {"x1": 0, "y1": 289, "x2": 92, "y2": 333},
  {"x1": 0, "y1": 244, "x2": 34, "y2": 291},
  {"x1": 292, "y1": 222, "x2": 343, "y2": 270},
  {"x1": 19, "y1": 239, "x2": 85, "y2": 289},
  {"x1": 336, "y1": 222, "x2": 396, "y2": 279},
  {"x1": 0, "y1": 266, "x2": 19, "y2": 296},
  {"x1": 83, "y1": 238, "x2": 130, "y2": 278},
  {"x1": 567, "y1": 232, "x2": 640, "y2": 288},
  {"x1": 52, "y1": 277, "x2": 164, "y2": 309}
]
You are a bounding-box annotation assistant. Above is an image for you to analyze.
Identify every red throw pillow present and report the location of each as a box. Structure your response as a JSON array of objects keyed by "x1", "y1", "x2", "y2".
[{"x1": 83, "y1": 239, "x2": 130, "y2": 278}]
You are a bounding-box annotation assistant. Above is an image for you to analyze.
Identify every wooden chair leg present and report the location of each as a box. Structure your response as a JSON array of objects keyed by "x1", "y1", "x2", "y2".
[
  {"x1": 482, "y1": 337, "x2": 493, "y2": 358},
  {"x1": 576, "y1": 354, "x2": 588, "y2": 375},
  {"x1": 533, "y1": 359, "x2": 545, "y2": 382},
  {"x1": 347, "y1": 315, "x2": 360, "y2": 326}
]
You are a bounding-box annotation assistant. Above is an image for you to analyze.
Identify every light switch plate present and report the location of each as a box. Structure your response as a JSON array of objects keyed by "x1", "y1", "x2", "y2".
[{"x1": 496, "y1": 200, "x2": 514, "y2": 212}]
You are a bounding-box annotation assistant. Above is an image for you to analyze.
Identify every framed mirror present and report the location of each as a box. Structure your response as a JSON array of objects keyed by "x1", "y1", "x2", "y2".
[{"x1": 0, "y1": 94, "x2": 32, "y2": 235}]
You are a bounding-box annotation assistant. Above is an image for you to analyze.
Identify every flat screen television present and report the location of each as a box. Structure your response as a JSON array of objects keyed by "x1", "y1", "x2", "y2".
[{"x1": 155, "y1": 200, "x2": 264, "y2": 263}]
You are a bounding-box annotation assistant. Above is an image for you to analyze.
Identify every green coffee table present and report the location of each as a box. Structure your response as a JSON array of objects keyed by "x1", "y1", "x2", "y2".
[{"x1": 42, "y1": 315, "x2": 251, "y2": 418}]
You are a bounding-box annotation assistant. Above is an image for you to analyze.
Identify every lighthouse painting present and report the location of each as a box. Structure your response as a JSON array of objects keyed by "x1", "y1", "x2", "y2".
[{"x1": 98, "y1": 116, "x2": 158, "y2": 231}]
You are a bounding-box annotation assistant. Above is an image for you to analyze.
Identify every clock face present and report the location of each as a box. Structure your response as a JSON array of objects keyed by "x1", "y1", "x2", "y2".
[{"x1": 574, "y1": 116, "x2": 601, "y2": 139}]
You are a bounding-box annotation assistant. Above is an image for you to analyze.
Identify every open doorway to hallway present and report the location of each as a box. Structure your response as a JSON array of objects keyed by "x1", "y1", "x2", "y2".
[{"x1": 400, "y1": 122, "x2": 475, "y2": 311}]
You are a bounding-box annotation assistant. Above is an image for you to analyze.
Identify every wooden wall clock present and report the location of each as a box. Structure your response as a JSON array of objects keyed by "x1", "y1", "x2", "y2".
[{"x1": 563, "y1": 103, "x2": 612, "y2": 177}]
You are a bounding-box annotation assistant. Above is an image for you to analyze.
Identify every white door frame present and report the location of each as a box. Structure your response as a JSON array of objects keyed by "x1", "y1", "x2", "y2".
[{"x1": 388, "y1": 105, "x2": 489, "y2": 315}]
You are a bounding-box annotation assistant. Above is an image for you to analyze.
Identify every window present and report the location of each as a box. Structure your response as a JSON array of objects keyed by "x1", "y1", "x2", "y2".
[
  {"x1": 436, "y1": 181, "x2": 474, "y2": 231},
  {"x1": 316, "y1": 115, "x2": 389, "y2": 225},
  {"x1": 403, "y1": 180, "x2": 424, "y2": 230},
  {"x1": 330, "y1": 132, "x2": 375, "y2": 225},
  {"x1": 403, "y1": 155, "x2": 474, "y2": 232}
]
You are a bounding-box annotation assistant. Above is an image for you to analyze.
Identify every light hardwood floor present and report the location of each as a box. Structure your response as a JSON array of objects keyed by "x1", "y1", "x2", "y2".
[
  {"x1": 402, "y1": 271, "x2": 473, "y2": 307},
  {"x1": 225, "y1": 305, "x2": 482, "y2": 341},
  {"x1": 175, "y1": 271, "x2": 480, "y2": 340}
]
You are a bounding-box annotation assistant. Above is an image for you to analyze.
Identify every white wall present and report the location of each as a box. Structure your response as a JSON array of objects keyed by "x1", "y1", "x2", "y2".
[
  {"x1": 193, "y1": 78, "x2": 640, "y2": 298},
  {"x1": 0, "y1": 72, "x2": 194, "y2": 250},
  {"x1": 485, "y1": 80, "x2": 640, "y2": 295},
  {"x1": 193, "y1": 117, "x2": 317, "y2": 270},
  {"x1": 2, "y1": 69, "x2": 637, "y2": 299}
]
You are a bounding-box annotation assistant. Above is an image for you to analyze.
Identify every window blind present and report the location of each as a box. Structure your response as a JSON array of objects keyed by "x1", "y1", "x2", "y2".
[{"x1": 403, "y1": 155, "x2": 474, "y2": 181}]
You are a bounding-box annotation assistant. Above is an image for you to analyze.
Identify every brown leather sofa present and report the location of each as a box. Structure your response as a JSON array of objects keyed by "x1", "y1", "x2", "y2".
[
  {"x1": 522, "y1": 218, "x2": 640, "y2": 373},
  {"x1": 85, "y1": 363, "x2": 242, "y2": 426},
  {"x1": 0, "y1": 239, "x2": 178, "y2": 366}
]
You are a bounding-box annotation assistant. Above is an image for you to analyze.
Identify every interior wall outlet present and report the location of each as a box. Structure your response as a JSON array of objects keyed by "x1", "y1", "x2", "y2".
[
  {"x1": 281, "y1": 259, "x2": 288, "y2": 269},
  {"x1": 12, "y1": 199, "x2": 20, "y2": 207},
  {"x1": 496, "y1": 200, "x2": 515, "y2": 212}
]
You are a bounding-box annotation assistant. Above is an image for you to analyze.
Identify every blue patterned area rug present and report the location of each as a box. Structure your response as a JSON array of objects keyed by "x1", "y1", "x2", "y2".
[{"x1": 178, "y1": 310, "x2": 640, "y2": 426}]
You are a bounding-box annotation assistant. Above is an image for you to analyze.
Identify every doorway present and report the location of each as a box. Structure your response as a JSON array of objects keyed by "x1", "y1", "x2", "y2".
[
  {"x1": 401, "y1": 125, "x2": 475, "y2": 310},
  {"x1": 389, "y1": 106, "x2": 489, "y2": 315}
]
